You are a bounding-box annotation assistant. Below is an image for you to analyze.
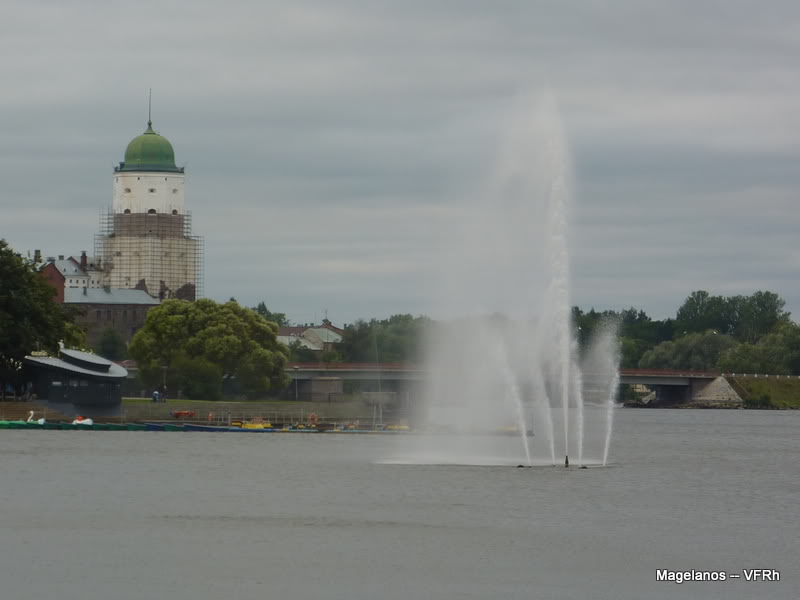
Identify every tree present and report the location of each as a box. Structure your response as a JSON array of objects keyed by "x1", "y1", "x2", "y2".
[
  {"x1": 287, "y1": 339, "x2": 319, "y2": 363},
  {"x1": 95, "y1": 327, "x2": 127, "y2": 361},
  {"x1": 718, "y1": 322, "x2": 800, "y2": 375},
  {"x1": 129, "y1": 298, "x2": 289, "y2": 399},
  {"x1": 619, "y1": 336, "x2": 650, "y2": 369},
  {"x1": 675, "y1": 290, "x2": 790, "y2": 343},
  {"x1": 638, "y1": 330, "x2": 737, "y2": 371},
  {"x1": 172, "y1": 354, "x2": 223, "y2": 400},
  {"x1": 0, "y1": 239, "x2": 79, "y2": 392},
  {"x1": 339, "y1": 314, "x2": 431, "y2": 363},
  {"x1": 675, "y1": 291, "x2": 736, "y2": 336},
  {"x1": 732, "y1": 291, "x2": 790, "y2": 343},
  {"x1": 253, "y1": 302, "x2": 289, "y2": 327},
  {"x1": 573, "y1": 306, "x2": 674, "y2": 366}
]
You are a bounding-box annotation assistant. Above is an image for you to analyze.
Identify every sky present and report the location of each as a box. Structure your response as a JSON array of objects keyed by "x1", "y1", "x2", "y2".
[{"x1": 2, "y1": 0, "x2": 799, "y2": 326}]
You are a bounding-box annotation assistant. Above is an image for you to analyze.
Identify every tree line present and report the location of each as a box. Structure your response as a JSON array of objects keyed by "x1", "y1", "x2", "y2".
[
  {"x1": 316, "y1": 290, "x2": 798, "y2": 375},
  {"x1": 3, "y1": 237, "x2": 798, "y2": 401},
  {"x1": 573, "y1": 290, "x2": 798, "y2": 373}
]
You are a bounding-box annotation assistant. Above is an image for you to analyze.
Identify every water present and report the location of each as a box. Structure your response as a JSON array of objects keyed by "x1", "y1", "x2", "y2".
[
  {"x1": 580, "y1": 321, "x2": 621, "y2": 466},
  {"x1": 0, "y1": 410, "x2": 797, "y2": 600},
  {"x1": 419, "y1": 93, "x2": 618, "y2": 466}
]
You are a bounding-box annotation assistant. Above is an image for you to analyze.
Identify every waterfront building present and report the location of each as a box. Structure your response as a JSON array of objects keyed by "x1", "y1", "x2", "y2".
[{"x1": 23, "y1": 347, "x2": 128, "y2": 407}]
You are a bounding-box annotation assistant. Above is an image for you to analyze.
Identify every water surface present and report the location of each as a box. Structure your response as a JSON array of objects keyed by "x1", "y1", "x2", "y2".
[{"x1": 0, "y1": 409, "x2": 797, "y2": 599}]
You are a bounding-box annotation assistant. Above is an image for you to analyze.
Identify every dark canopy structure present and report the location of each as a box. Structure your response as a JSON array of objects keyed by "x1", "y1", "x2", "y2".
[{"x1": 23, "y1": 348, "x2": 127, "y2": 407}]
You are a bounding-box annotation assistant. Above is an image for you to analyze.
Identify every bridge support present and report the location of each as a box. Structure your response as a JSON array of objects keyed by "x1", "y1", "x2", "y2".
[{"x1": 654, "y1": 385, "x2": 691, "y2": 406}]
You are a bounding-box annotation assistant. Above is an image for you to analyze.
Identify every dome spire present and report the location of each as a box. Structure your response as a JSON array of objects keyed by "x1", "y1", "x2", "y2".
[
  {"x1": 116, "y1": 99, "x2": 181, "y2": 173},
  {"x1": 147, "y1": 88, "x2": 153, "y2": 130}
]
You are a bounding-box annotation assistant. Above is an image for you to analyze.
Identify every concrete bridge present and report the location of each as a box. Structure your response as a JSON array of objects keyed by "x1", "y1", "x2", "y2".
[
  {"x1": 286, "y1": 363, "x2": 741, "y2": 406},
  {"x1": 286, "y1": 363, "x2": 720, "y2": 386},
  {"x1": 285, "y1": 363, "x2": 731, "y2": 406}
]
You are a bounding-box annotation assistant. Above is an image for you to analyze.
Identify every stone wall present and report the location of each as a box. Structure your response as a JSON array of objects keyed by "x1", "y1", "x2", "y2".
[{"x1": 690, "y1": 377, "x2": 743, "y2": 408}]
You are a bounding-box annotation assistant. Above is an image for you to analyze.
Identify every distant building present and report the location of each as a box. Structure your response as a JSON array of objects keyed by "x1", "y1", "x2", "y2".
[
  {"x1": 277, "y1": 320, "x2": 344, "y2": 355},
  {"x1": 64, "y1": 287, "x2": 159, "y2": 346},
  {"x1": 36, "y1": 257, "x2": 159, "y2": 345},
  {"x1": 95, "y1": 118, "x2": 203, "y2": 300},
  {"x1": 32, "y1": 115, "x2": 205, "y2": 347},
  {"x1": 38, "y1": 252, "x2": 104, "y2": 303}
]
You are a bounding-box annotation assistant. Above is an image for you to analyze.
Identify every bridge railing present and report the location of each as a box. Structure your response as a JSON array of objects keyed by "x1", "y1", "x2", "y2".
[{"x1": 722, "y1": 373, "x2": 800, "y2": 379}]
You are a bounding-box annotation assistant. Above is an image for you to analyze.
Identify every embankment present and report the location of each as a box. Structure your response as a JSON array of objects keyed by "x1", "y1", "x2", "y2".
[{"x1": 724, "y1": 376, "x2": 800, "y2": 409}]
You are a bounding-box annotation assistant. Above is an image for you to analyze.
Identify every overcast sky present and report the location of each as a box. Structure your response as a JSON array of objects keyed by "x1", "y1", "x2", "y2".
[{"x1": 2, "y1": 0, "x2": 799, "y2": 325}]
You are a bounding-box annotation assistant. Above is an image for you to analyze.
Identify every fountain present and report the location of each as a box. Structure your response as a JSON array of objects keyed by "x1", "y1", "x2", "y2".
[{"x1": 402, "y1": 93, "x2": 620, "y2": 467}]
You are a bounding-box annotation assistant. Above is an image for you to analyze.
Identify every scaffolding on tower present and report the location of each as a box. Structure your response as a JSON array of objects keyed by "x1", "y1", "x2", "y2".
[{"x1": 94, "y1": 207, "x2": 204, "y2": 301}]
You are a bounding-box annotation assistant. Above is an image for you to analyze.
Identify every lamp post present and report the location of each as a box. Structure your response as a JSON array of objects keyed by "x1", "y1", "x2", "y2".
[{"x1": 293, "y1": 366, "x2": 299, "y2": 401}]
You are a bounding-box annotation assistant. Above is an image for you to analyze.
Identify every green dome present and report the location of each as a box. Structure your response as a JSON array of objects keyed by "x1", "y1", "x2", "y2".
[{"x1": 117, "y1": 121, "x2": 182, "y2": 173}]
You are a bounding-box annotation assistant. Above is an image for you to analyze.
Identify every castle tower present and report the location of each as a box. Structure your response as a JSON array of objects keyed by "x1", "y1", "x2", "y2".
[{"x1": 95, "y1": 119, "x2": 203, "y2": 300}]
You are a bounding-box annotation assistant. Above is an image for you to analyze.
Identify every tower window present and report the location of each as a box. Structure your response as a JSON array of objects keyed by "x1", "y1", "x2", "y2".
[
  {"x1": 172, "y1": 209, "x2": 178, "y2": 215},
  {"x1": 172, "y1": 188, "x2": 178, "y2": 194},
  {"x1": 124, "y1": 188, "x2": 131, "y2": 193},
  {"x1": 123, "y1": 208, "x2": 131, "y2": 214},
  {"x1": 147, "y1": 209, "x2": 156, "y2": 214},
  {"x1": 148, "y1": 188, "x2": 156, "y2": 193}
]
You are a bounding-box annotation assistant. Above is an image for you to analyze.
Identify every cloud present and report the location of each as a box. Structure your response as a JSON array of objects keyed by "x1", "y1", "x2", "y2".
[{"x1": 2, "y1": 0, "x2": 799, "y2": 324}]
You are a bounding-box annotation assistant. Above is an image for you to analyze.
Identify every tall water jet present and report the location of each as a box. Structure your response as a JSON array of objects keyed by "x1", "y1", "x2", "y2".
[
  {"x1": 530, "y1": 364, "x2": 556, "y2": 465},
  {"x1": 497, "y1": 343, "x2": 532, "y2": 466},
  {"x1": 579, "y1": 319, "x2": 621, "y2": 466},
  {"x1": 397, "y1": 92, "x2": 617, "y2": 467}
]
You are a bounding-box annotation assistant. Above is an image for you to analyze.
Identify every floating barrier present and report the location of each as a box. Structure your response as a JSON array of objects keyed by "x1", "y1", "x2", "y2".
[{"x1": 1, "y1": 420, "x2": 411, "y2": 434}]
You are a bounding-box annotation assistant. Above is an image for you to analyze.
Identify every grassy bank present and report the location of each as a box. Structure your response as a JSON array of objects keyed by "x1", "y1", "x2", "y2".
[
  {"x1": 725, "y1": 377, "x2": 800, "y2": 409},
  {"x1": 121, "y1": 397, "x2": 399, "y2": 424}
]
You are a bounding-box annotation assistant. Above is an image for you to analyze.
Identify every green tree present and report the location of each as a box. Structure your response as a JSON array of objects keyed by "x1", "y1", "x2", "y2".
[
  {"x1": 639, "y1": 330, "x2": 737, "y2": 371},
  {"x1": 675, "y1": 290, "x2": 790, "y2": 342},
  {"x1": 718, "y1": 322, "x2": 800, "y2": 374},
  {"x1": 0, "y1": 239, "x2": 79, "y2": 392},
  {"x1": 732, "y1": 291, "x2": 790, "y2": 343},
  {"x1": 573, "y1": 306, "x2": 673, "y2": 366},
  {"x1": 619, "y1": 336, "x2": 650, "y2": 368},
  {"x1": 95, "y1": 327, "x2": 127, "y2": 361},
  {"x1": 287, "y1": 339, "x2": 319, "y2": 363},
  {"x1": 129, "y1": 298, "x2": 289, "y2": 399},
  {"x1": 253, "y1": 302, "x2": 289, "y2": 327},
  {"x1": 172, "y1": 354, "x2": 223, "y2": 400},
  {"x1": 675, "y1": 291, "x2": 736, "y2": 336},
  {"x1": 339, "y1": 314, "x2": 431, "y2": 363}
]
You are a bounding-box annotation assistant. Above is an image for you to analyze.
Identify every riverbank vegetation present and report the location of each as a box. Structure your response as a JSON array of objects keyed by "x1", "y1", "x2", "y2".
[
  {"x1": 0, "y1": 239, "x2": 85, "y2": 397},
  {"x1": 129, "y1": 299, "x2": 289, "y2": 400},
  {"x1": 725, "y1": 376, "x2": 800, "y2": 409},
  {"x1": 572, "y1": 290, "x2": 798, "y2": 374}
]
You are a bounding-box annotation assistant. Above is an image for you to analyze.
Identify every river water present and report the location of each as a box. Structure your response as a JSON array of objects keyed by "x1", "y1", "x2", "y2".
[{"x1": 0, "y1": 409, "x2": 797, "y2": 600}]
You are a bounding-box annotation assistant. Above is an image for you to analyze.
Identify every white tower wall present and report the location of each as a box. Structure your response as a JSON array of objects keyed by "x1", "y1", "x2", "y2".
[{"x1": 113, "y1": 171, "x2": 186, "y2": 214}]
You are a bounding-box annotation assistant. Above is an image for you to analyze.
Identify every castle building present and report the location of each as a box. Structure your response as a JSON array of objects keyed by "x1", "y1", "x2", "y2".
[{"x1": 95, "y1": 119, "x2": 203, "y2": 300}]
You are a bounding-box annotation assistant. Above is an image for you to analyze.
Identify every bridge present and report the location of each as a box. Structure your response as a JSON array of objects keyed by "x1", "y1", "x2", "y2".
[
  {"x1": 286, "y1": 363, "x2": 720, "y2": 386},
  {"x1": 285, "y1": 363, "x2": 728, "y2": 406}
]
